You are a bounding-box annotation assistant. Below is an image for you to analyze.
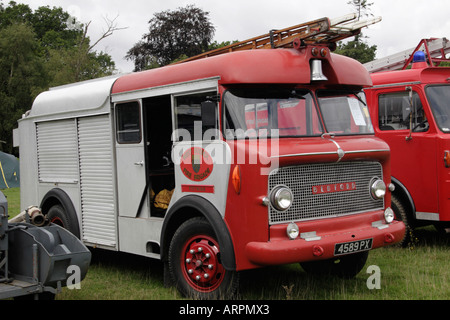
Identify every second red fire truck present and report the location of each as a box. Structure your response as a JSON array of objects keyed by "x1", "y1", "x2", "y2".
[{"x1": 364, "y1": 38, "x2": 450, "y2": 244}]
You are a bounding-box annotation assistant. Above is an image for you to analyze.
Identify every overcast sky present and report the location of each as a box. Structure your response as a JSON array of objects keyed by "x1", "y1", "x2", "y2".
[{"x1": 13, "y1": 0, "x2": 450, "y2": 73}]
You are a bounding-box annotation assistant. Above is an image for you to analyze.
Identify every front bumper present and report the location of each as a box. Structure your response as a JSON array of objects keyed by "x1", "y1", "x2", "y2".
[{"x1": 245, "y1": 211, "x2": 405, "y2": 266}]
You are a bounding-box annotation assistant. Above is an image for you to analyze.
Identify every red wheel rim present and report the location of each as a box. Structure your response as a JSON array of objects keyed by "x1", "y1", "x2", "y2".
[
  {"x1": 181, "y1": 235, "x2": 225, "y2": 292},
  {"x1": 50, "y1": 216, "x2": 64, "y2": 227}
]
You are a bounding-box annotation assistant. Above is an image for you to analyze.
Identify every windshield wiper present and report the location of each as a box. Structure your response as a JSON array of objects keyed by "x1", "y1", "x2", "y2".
[{"x1": 352, "y1": 93, "x2": 367, "y2": 106}]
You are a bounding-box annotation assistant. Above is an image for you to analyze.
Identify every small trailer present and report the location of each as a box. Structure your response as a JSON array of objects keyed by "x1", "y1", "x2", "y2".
[{"x1": 0, "y1": 190, "x2": 91, "y2": 300}]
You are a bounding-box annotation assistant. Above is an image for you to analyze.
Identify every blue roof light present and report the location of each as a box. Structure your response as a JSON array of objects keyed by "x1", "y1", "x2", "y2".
[{"x1": 413, "y1": 51, "x2": 426, "y2": 63}]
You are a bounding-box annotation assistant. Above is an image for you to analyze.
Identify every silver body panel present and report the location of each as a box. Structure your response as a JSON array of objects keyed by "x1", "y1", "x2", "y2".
[{"x1": 17, "y1": 75, "x2": 223, "y2": 258}]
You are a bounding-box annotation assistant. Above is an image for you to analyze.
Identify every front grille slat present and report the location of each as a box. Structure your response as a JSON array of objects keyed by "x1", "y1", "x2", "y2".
[{"x1": 268, "y1": 162, "x2": 384, "y2": 224}]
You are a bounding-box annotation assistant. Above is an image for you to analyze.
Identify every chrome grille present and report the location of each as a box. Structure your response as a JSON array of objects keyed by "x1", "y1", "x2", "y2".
[{"x1": 268, "y1": 162, "x2": 384, "y2": 224}]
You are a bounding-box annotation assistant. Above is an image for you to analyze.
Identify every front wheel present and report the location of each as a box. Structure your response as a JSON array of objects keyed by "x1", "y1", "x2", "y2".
[
  {"x1": 168, "y1": 217, "x2": 239, "y2": 299},
  {"x1": 391, "y1": 194, "x2": 412, "y2": 247}
]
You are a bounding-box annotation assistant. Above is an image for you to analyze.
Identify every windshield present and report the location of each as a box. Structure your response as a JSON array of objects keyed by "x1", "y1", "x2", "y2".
[
  {"x1": 426, "y1": 85, "x2": 450, "y2": 132},
  {"x1": 223, "y1": 87, "x2": 323, "y2": 139},
  {"x1": 317, "y1": 91, "x2": 374, "y2": 135}
]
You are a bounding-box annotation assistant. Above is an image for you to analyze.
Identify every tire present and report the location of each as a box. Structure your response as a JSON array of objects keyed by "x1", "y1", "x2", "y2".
[
  {"x1": 300, "y1": 251, "x2": 369, "y2": 279},
  {"x1": 47, "y1": 204, "x2": 79, "y2": 238},
  {"x1": 391, "y1": 194, "x2": 412, "y2": 247},
  {"x1": 168, "y1": 217, "x2": 239, "y2": 299}
]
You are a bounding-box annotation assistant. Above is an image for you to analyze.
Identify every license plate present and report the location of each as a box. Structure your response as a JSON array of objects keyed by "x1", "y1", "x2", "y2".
[{"x1": 334, "y1": 238, "x2": 373, "y2": 256}]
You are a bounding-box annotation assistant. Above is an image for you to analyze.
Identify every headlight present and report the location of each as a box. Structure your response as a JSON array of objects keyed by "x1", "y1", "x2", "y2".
[
  {"x1": 270, "y1": 186, "x2": 293, "y2": 211},
  {"x1": 370, "y1": 178, "x2": 386, "y2": 199}
]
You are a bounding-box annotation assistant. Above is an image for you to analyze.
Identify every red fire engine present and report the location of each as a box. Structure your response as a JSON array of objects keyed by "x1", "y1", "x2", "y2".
[
  {"x1": 364, "y1": 38, "x2": 450, "y2": 244},
  {"x1": 15, "y1": 14, "x2": 404, "y2": 299}
]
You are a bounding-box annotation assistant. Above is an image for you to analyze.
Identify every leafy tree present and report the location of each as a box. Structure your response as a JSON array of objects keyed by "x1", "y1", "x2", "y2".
[
  {"x1": 208, "y1": 40, "x2": 239, "y2": 51},
  {"x1": 126, "y1": 5, "x2": 215, "y2": 70},
  {"x1": 31, "y1": 5, "x2": 82, "y2": 49},
  {"x1": 0, "y1": 23, "x2": 46, "y2": 153},
  {"x1": 335, "y1": 39, "x2": 377, "y2": 64},
  {"x1": 0, "y1": 1, "x2": 121, "y2": 154},
  {"x1": 0, "y1": 1, "x2": 32, "y2": 28}
]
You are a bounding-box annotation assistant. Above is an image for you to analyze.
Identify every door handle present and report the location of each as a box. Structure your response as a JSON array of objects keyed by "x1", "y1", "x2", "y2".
[{"x1": 134, "y1": 160, "x2": 144, "y2": 166}]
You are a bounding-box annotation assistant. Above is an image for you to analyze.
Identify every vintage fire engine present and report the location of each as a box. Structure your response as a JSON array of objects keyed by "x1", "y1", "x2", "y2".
[
  {"x1": 364, "y1": 38, "x2": 450, "y2": 244},
  {"x1": 14, "y1": 14, "x2": 404, "y2": 299}
]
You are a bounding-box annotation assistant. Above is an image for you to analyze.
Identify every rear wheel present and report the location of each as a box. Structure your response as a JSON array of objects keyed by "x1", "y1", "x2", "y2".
[
  {"x1": 168, "y1": 217, "x2": 239, "y2": 299},
  {"x1": 47, "y1": 204, "x2": 79, "y2": 238}
]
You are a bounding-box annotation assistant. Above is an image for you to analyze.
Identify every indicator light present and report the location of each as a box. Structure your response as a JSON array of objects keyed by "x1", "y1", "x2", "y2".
[
  {"x1": 444, "y1": 151, "x2": 450, "y2": 168},
  {"x1": 232, "y1": 165, "x2": 241, "y2": 194}
]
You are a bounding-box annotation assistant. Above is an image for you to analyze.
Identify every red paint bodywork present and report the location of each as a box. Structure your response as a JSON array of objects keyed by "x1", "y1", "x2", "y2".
[
  {"x1": 224, "y1": 136, "x2": 404, "y2": 270},
  {"x1": 112, "y1": 48, "x2": 371, "y2": 93},
  {"x1": 112, "y1": 47, "x2": 404, "y2": 271}
]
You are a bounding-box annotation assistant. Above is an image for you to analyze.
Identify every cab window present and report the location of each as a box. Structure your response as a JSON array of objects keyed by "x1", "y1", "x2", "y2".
[
  {"x1": 174, "y1": 91, "x2": 218, "y2": 141},
  {"x1": 378, "y1": 92, "x2": 428, "y2": 132}
]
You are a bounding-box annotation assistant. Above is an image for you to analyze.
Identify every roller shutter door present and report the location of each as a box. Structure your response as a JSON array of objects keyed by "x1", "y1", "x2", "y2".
[{"x1": 78, "y1": 115, "x2": 117, "y2": 247}]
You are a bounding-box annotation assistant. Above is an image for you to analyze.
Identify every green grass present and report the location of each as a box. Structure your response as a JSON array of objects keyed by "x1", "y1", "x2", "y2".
[
  {"x1": 237, "y1": 228, "x2": 449, "y2": 300},
  {"x1": 1, "y1": 187, "x2": 20, "y2": 217},
  {"x1": 58, "y1": 224, "x2": 448, "y2": 300},
  {"x1": 2, "y1": 188, "x2": 449, "y2": 300},
  {"x1": 58, "y1": 252, "x2": 180, "y2": 300},
  {"x1": 56, "y1": 230, "x2": 448, "y2": 300}
]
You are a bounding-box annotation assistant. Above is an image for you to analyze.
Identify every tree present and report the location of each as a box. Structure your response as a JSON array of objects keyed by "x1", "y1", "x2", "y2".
[
  {"x1": 0, "y1": 23, "x2": 46, "y2": 154},
  {"x1": 0, "y1": 1, "x2": 121, "y2": 154},
  {"x1": 0, "y1": 1, "x2": 32, "y2": 29},
  {"x1": 126, "y1": 5, "x2": 215, "y2": 70},
  {"x1": 334, "y1": 0, "x2": 377, "y2": 63},
  {"x1": 47, "y1": 16, "x2": 124, "y2": 85},
  {"x1": 31, "y1": 5, "x2": 81, "y2": 48},
  {"x1": 334, "y1": 39, "x2": 377, "y2": 64}
]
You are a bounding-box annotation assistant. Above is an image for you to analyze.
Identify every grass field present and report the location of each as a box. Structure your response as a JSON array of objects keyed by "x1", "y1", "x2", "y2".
[{"x1": 1, "y1": 187, "x2": 449, "y2": 300}]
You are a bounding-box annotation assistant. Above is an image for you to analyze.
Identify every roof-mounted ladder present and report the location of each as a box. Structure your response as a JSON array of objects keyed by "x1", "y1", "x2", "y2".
[
  {"x1": 176, "y1": 13, "x2": 382, "y2": 63},
  {"x1": 364, "y1": 37, "x2": 450, "y2": 73}
]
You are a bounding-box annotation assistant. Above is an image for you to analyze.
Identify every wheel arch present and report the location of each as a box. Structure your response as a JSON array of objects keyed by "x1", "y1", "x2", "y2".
[
  {"x1": 40, "y1": 188, "x2": 80, "y2": 238},
  {"x1": 160, "y1": 195, "x2": 236, "y2": 271},
  {"x1": 391, "y1": 177, "x2": 416, "y2": 220}
]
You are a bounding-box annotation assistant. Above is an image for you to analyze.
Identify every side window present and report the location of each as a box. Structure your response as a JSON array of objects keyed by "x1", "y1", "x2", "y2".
[
  {"x1": 116, "y1": 101, "x2": 142, "y2": 143},
  {"x1": 174, "y1": 91, "x2": 218, "y2": 141},
  {"x1": 378, "y1": 92, "x2": 428, "y2": 132}
]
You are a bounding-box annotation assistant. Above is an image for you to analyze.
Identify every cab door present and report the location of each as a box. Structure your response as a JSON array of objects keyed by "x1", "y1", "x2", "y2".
[
  {"x1": 375, "y1": 87, "x2": 438, "y2": 215},
  {"x1": 115, "y1": 100, "x2": 148, "y2": 217}
]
